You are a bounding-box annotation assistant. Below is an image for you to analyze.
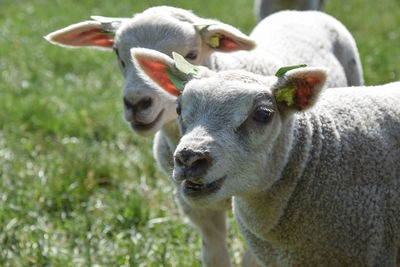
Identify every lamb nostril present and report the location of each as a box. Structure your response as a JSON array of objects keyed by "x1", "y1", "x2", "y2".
[
  {"x1": 136, "y1": 97, "x2": 152, "y2": 112},
  {"x1": 190, "y1": 157, "x2": 210, "y2": 170},
  {"x1": 175, "y1": 156, "x2": 184, "y2": 168},
  {"x1": 123, "y1": 97, "x2": 135, "y2": 110}
]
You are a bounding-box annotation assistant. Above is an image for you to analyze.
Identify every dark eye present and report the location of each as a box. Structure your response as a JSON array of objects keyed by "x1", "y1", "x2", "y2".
[
  {"x1": 120, "y1": 59, "x2": 126, "y2": 68},
  {"x1": 184, "y1": 51, "x2": 198, "y2": 60},
  {"x1": 114, "y1": 48, "x2": 126, "y2": 69},
  {"x1": 176, "y1": 103, "x2": 181, "y2": 115},
  {"x1": 113, "y1": 46, "x2": 119, "y2": 56},
  {"x1": 252, "y1": 107, "x2": 273, "y2": 123}
]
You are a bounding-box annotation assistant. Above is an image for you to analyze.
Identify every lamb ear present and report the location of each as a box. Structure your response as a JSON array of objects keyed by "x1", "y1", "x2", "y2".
[
  {"x1": 274, "y1": 67, "x2": 327, "y2": 111},
  {"x1": 131, "y1": 48, "x2": 189, "y2": 97},
  {"x1": 44, "y1": 17, "x2": 125, "y2": 49},
  {"x1": 196, "y1": 22, "x2": 256, "y2": 52}
]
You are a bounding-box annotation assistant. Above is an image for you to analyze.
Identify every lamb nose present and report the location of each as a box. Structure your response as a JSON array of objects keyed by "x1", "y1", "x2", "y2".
[
  {"x1": 136, "y1": 97, "x2": 152, "y2": 112},
  {"x1": 175, "y1": 149, "x2": 212, "y2": 173},
  {"x1": 123, "y1": 96, "x2": 152, "y2": 113}
]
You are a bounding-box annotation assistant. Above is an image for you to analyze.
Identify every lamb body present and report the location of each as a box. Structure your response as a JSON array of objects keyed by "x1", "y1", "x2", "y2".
[
  {"x1": 46, "y1": 7, "x2": 363, "y2": 266},
  {"x1": 172, "y1": 67, "x2": 400, "y2": 266}
]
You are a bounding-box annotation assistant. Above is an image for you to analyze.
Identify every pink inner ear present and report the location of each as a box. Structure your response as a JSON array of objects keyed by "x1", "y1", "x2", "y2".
[
  {"x1": 56, "y1": 28, "x2": 114, "y2": 48},
  {"x1": 137, "y1": 58, "x2": 181, "y2": 96},
  {"x1": 294, "y1": 77, "x2": 320, "y2": 109},
  {"x1": 219, "y1": 36, "x2": 239, "y2": 51}
]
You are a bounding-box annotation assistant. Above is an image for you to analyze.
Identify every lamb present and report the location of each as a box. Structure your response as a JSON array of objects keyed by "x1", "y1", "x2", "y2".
[
  {"x1": 136, "y1": 51, "x2": 400, "y2": 265},
  {"x1": 176, "y1": 73, "x2": 400, "y2": 266},
  {"x1": 45, "y1": 6, "x2": 364, "y2": 266},
  {"x1": 254, "y1": 0, "x2": 326, "y2": 21},
  {"x1": 45, "y1": 6, "x2": 255, "y2": 265},
  {"x1": 46, "y1": 6, "x2": 257, "y2": 266}
]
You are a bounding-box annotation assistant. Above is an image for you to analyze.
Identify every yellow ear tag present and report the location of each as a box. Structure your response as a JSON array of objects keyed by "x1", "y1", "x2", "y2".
[{"x1": 208, "y1": 34, "x2": 221, "y2": 48}]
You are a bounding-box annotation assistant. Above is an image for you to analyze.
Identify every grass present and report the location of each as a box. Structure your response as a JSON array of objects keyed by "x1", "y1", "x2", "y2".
[{"x1": 0, "y1": 0, "x2": 399, "y2": 266}]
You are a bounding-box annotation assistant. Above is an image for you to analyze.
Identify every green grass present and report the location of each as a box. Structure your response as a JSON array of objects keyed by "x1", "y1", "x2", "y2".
[{"x1": 0, "y1": 0, "x2": 399, "y2": 266}]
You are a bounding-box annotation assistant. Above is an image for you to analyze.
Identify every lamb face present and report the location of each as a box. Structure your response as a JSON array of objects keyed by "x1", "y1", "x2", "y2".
[
  {"x1": 173, "y1": 68, "x2": 326, "y2": 206},
  {"x1": 114, "y1": 9, "x2": 201, "y2": 136},
  {"x1": 115, "y1": 10, "x2": 254, "y2": 136}
]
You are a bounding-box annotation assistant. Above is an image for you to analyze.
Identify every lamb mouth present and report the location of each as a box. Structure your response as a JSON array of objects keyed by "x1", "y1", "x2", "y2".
[
  {"x1": 183, "y1": 176, "x2": 226, "y2": 197},
  {"x1": 130, "y1": 109, "x2": 164, "y2": 131}
]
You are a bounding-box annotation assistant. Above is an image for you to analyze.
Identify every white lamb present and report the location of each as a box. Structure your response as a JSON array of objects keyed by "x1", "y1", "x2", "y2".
[
  {"x1": 254, "y1": 0, "x2": 326, "y2": 21},
  {"x1": 177, "y1": 73, "x2": 400, "y2": 266},
  {"x1": 134, "y1": 52, "x2": 400, "y2": 265},
  {"x1": 46, "y1": 6, "x2": 363, "y2": 266}
]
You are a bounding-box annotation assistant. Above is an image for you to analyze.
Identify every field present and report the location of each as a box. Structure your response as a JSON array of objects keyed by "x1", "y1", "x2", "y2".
[{"x1": 0, "y1": 0, "x2": 399, "y2": 266}]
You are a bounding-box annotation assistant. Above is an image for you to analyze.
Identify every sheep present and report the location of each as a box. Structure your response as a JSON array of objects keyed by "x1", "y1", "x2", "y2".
[
  {"x1": 254, "y1": 0, "x2": 326, "y2": 21},
  {"x1": 140, "y1": 53, "x2": 400, "y2": 266},
  {"x1": 46, "y1": 6, "x2": 364, "y2": 266},
  {"x1": 175, "y1": 73, "x2": 400, "y2": 266},
  {"x1": 45, "y1": 6, "x2": 257, "y2": 266}
]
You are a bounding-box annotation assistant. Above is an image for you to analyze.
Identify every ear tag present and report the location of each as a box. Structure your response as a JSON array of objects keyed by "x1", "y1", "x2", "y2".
[
  {"x1": 275, "y1": 64, "x2": 307, "y2": 78},
  {"x1": 162, "y1": 52, "x2": 200, "y2": 91},
  {"x1": 194, "y1": 23, "x2": 218, "y2": 33},
  {"x1": 90, "y1": 16, "x2": 125, "y2": 33},
  {"x1": 194, "y1": 24, "x2": 221, "y2": 47},
  {"x1": 172, "y1": 52, "x2": 199, "y2": 76},
  {"x1": 275, "y1": 84, "x2": 296, "y2": 106},
  {"x1": 165, "y1": 69, "x2": 185, "y2": 91},
  {"x1": 208, "y1": 34, "x2": 221, "y2": 48}
]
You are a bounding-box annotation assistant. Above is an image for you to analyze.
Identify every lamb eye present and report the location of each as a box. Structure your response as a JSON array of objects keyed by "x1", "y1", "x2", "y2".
[
  {"x1": 120, "y1": 59, "x2": 126, "y2": 68},
  {"x1": 252, "y1": 107, "x2": 273, "y2": 123},
  {"x1": 184, "y1": 51, "x2": 198, "y2": 60},
  {"x1": 176, "y1": 103, "x2": 182, "y2": 115},
  {"x1": 113, "y1": 47, "x2": 125, "y2": 68}
]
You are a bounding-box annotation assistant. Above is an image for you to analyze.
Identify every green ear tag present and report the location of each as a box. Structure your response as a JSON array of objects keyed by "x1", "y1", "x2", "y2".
[
  {"x1": 275, "y1": 64, "x2": 307, "y2": 78},
  {"x1": 275, "y1": 85, "x2": 296, "y2": 106},
  {"x1": 165, "y1": 68, "x2": 185, "y2": 91},
  {"x1": 172, "y1": 52, "x2": 199, "y2": 76}
]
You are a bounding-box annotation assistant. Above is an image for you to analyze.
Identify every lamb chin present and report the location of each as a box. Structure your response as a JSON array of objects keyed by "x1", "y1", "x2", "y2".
[{"x1": 130, "y1": 109, "x2": 164, "y2": 134}]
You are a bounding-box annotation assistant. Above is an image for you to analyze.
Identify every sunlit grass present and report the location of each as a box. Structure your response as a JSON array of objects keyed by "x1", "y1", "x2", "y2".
[{"x1": 0, "y1": 0, "x2": 399, "y2": 265}]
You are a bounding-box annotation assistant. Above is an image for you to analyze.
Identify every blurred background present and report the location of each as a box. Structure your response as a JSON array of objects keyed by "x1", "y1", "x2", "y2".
[{"x1": 0, "y1": 0, "x2": 399, "y2": 266}]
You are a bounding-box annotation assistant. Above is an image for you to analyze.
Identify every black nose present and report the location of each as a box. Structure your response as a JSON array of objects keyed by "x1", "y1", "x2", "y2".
[
  {"x1": 175, "y1": 148, "x2": 212, "y2": 178},
  {"x1": 123, "y1": 96, "x2": 152, "y2": 114}
]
